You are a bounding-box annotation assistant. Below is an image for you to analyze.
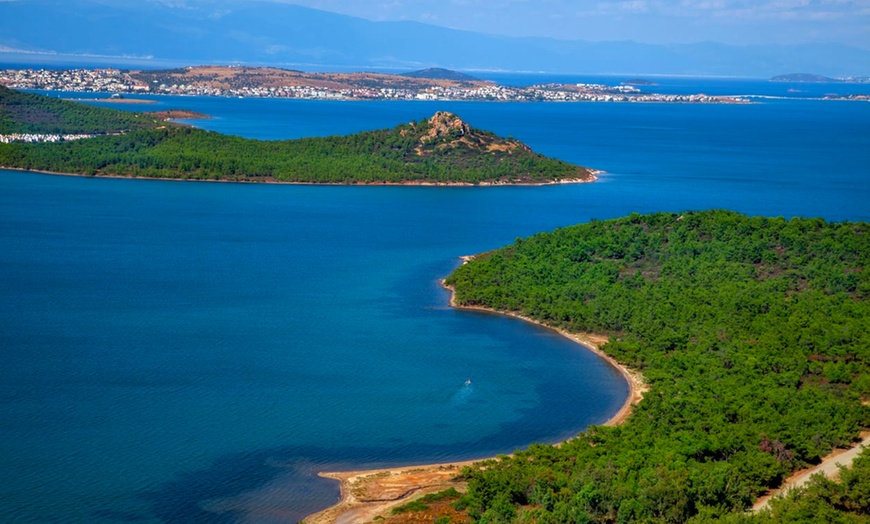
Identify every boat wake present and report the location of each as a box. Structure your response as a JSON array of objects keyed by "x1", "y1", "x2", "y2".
[{"x1": 450, "y1": 379, "x2": 474, "y2": 407}]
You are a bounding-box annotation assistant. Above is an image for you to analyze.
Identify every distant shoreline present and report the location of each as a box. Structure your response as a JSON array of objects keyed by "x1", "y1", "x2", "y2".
[
  {"x1": 1, "y1": 65, "x2": 753, "y2": 104},
  {"x1": 302, "y1": 265, "x2": 645, "y2": 524},
  {"x1": 77, "y1": 97, "x2": 157, "y2": 104},
  {"x1": 0, "y1": 166, "x2": 601, "y2": 186}
]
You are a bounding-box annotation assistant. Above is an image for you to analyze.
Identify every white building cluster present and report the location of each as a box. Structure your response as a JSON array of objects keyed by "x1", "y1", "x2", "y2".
[
  {"x1": 0, "y1": 133, "x2": 96, "y2": 143},
  {"x1": 0, "y1": 68, "x2": 148, "y2": 93},
  {"x1": 0, "y1": 68, "x2": 748, "y2": 104}
]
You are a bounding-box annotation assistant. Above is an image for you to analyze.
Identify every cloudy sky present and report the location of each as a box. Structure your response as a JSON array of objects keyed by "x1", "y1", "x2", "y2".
[{"x1": 267, "y1": 0, "x2": 870, "y2": 49}]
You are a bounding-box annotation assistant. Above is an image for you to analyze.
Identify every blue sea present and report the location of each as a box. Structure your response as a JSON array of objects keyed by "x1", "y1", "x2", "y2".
[{"x1": 1, "y1": 75, "x2": 869, "y2": 523}]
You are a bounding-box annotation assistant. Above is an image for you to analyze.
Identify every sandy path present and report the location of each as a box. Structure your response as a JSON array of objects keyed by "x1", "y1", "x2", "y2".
[
  {"x1": 752, "y1": 431, "x2": 870, "y2": 512},
  {"x1": 303, "y1": 273, "x2": 645, "y2": 524}
]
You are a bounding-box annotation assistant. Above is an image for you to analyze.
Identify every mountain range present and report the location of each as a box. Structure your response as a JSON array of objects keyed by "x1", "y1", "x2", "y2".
[{"x1": 1, "y1": 0, "x2": 868, "y2": 77}]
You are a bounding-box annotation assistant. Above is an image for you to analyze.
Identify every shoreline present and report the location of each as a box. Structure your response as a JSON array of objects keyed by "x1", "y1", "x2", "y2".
[
  {"x1": 303, "y1": 261, "x2": 646, "y2": 524},
  {"x1": 0, "y1": 166, "x2": 601, "y2": 186},
  {"x1": 76, "y1": 97, "x2": 158, "y2": 104},
  {"x1": 440, "y1": 277, "x2": 647, "y2": 427}
]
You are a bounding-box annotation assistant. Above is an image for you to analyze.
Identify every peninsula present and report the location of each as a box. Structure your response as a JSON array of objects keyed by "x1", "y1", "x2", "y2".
[
  {"x1": 0, "y1": 65, "x2": 750, "y2": 104},
  {"x1": 307, "y1": 211, "x2": 869, "y2": 524},
  {"x1": 437, "y1": 211, "x2": 869, "y2": 523},
  {"x1": 0, "y1": 86, "x2": 595, "y2": 185}
]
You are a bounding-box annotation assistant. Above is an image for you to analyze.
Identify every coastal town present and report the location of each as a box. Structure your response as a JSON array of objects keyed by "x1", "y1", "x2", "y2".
[{"x1": 0, "y1": 66, "x2": 750, "y2": 104}]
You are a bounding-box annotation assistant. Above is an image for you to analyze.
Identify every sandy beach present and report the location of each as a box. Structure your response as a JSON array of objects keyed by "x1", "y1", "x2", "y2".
[
  {"x1": 303, "y1": 265, "x2": 646, "y2": 524},
  {"x1": 77, "y1": 97, "x2": 158, "y2": 104}
]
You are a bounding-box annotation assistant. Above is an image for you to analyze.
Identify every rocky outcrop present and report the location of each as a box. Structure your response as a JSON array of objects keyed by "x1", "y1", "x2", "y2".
[
  {"x1": 421, "y1": 111, "x2": 471, "y2": 143},
  {"x1": 413, "y1": 111, "x2": 531, "y2": 157}
]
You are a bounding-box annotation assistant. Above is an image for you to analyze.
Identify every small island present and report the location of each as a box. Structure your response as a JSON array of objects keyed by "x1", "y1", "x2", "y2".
[
  {"x1": 400, "y1": 67, "x2": 482, "y2": 82},
  {"x1": 771, "y1": 73, "x2": 870, "y2": 83},
  {"x1": 0, "y1": 86, "x2": 595, "y2": 185},
  {"x1": 621, "y1": 78, "x2": 658, "y2": 86}
]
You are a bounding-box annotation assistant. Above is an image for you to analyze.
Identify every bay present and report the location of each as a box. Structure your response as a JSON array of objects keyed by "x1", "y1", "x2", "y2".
[{"x1": 1, "y1": 81, "x2": 869, "y2": 523}]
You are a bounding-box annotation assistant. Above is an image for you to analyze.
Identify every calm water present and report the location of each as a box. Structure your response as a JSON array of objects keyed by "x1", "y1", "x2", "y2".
[{"x1": 2, "y1": 81, "x2": 869, "y2": 523}]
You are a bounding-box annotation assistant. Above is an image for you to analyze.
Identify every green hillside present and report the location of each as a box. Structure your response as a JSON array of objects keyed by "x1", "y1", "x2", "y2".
[
  {"x1": 0, "y1": 87, "x2": 162, "y2": 134},
  {"x1": 445, "y1": 210, "x2": 869, "y2": 523},
  {"x1": 0, "y1": 87, "x2": 592, "y2": 184}
]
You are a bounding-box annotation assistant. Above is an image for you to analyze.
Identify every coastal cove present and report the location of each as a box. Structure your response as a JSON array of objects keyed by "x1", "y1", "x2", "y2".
[
  {"x1": 1, "y1": 80, "x2": 869, "y2": 523},
  {"x1": 299, "y1": 280, "x2": 647, "y2": 524}
]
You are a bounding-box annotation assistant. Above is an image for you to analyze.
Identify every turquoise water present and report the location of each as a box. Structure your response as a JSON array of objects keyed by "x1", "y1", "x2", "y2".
[{"x1": 2, "y1": 83, "x2": 869, "y2": 523}]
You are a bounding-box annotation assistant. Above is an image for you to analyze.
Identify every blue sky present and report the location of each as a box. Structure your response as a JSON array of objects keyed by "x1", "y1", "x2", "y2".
[{"x1": 267, "y1": 0, "x2": 870, "y2": 49}]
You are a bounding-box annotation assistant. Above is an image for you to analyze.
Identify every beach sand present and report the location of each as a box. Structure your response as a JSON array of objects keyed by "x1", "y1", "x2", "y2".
[
  {"x1": 78, "y1": 97, "x2": 157, "y2": 104},
  {"x1": 0, "y1": 166, "x2": 599, "y2": 187}
]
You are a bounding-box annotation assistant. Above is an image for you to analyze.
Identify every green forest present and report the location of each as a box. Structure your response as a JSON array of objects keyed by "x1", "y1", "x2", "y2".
[
  {"x1": 444, "y1": 210, "x2": 869, "y2": 523},
  {"x1": 0, "y1": 86, "x2": 163, "y2": 134},
  {"x1": 0, "y1": 87, "x2": 590, "y2": 184}
]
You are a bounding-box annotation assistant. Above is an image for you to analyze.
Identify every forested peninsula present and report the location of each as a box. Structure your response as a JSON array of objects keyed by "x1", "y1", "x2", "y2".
[
  {"x1": 442, "y1": 211, "x2": 869, "y2": 523},
  {"x1": 0, "y1": 86, "x2": 593, "y2": 184}
]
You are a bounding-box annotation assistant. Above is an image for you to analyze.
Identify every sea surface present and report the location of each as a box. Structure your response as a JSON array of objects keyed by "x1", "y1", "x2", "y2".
[{"x1": 1, "y1": 76, "x2": 869, "y2": 523}]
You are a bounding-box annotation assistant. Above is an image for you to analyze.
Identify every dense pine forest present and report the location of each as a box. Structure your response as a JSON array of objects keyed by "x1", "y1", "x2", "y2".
[
  {"x1": 444, "y1": 210, "x2": 869, "y2": 523},
  {"x1": 0, "y1": 87, "x2": 167, "y2": 134},
  {"x1": 0, "y1": 87, "x2": 592, "y2": 184}
]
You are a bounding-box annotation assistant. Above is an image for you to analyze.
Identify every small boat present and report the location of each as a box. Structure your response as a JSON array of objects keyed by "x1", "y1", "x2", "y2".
[{"x1": 465, "y1": 378, "x2": 472, "y2": 386}]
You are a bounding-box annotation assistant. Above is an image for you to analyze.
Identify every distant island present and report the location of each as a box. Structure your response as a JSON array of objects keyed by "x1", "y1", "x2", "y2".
[
  {"x1": 400, "y1": 67, "x2": 481, "y2": 82},
  {"x1": 823, "y1": 94, "x2": 870, "y2": 101},
  {"x1": 621, "y1": 78, "x2": 658, "y2": 86},
  {"x1": 0, "y1": 86, "x2": 595, "y2": 185},
  {"x1": 0, "y1": 65, "x2": 749, "y2": 104},
  {"x1": 771, "y1": 73, "x2": 870, "y2": 83}
]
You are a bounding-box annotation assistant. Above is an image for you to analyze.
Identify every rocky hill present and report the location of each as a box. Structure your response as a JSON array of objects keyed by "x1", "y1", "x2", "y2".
[
  {"x1": 401, "y1": 68, "x2": 480, "y2": 82},
  {"x1": 409, "y1": 111, "x2": 530, "y2": 158}
]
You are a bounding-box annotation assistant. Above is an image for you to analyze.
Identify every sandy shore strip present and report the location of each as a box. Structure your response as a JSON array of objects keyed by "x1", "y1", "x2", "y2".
[
  {"x1": 74, "y1": 97, "x2": 158, "y2": 104},
  {"x1": 303, "y1": 260, "x2": 646, "y2": 524},
  {"x1": 307, "y1": 461, "x2": 479, "y2": 524},
  {"x1": 0, "y1": 166, "x2": 600, "y2": 186}
]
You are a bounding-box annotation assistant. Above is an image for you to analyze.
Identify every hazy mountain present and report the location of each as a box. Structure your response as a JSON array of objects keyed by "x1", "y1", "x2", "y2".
[
  {"x1": 1, "y1": 0, "x2": 868, "y2": 77},
  {"x1": 401, "y1": 68, "x2": 481, "y2": 82}
]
